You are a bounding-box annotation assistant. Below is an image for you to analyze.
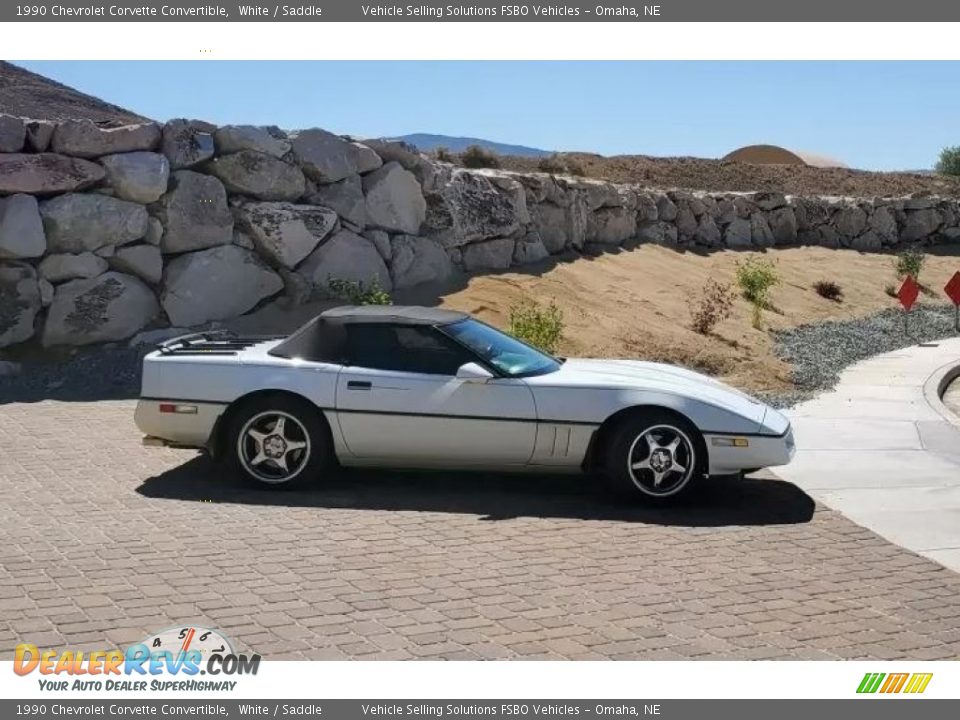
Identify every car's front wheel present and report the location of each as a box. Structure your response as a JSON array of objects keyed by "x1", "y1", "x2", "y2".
[
  {"x1": 604, "y1": 410, "x2": 705, "y2": 501},
  {"x1": 224, "y1": 394, "x2": 330, "y2": 489}
]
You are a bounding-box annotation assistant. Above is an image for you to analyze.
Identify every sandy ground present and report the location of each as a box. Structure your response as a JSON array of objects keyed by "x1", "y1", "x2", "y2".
[{"x1": 405, "y1": 244, "x2": 960, "y2": 393}]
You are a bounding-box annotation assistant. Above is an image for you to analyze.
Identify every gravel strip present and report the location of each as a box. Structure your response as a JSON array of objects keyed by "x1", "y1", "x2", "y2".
[{"x1": 762, "y1": 304, "x2": 960, "y2": 408}]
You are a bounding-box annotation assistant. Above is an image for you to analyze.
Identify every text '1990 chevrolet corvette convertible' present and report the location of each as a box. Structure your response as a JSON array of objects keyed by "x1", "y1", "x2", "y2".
[{"x1": 136, "y1": 306, "x2": 794, "y2": 501}]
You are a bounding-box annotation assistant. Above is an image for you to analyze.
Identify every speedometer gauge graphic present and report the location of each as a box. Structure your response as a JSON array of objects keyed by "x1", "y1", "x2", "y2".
[{"x1": 142, "y1": 626, "x2": 233, "y2": 660}]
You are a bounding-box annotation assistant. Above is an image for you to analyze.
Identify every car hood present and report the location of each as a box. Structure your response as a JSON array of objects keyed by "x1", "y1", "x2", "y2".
[{"x1": 541, "y1": 358, "x2": 771, "y2": 429}]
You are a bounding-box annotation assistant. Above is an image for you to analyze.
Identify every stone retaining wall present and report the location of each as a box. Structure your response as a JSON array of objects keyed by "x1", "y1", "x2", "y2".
[{"x1": 1, "y1": 113, "x2": 959, "y2": 349}]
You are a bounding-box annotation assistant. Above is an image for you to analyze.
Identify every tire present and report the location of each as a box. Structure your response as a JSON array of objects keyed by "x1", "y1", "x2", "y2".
[
  {"x1": 602, "y1": 409, "x2": 706, "y2": 502},
  {"x1": 223, "y1": 394, "x2": 330, "y2": 489}
]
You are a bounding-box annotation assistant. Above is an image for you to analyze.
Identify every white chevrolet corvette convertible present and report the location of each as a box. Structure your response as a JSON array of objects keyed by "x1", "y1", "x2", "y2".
[{"x1": 136, "y1": 306, "x2": 794, "y2": 501}]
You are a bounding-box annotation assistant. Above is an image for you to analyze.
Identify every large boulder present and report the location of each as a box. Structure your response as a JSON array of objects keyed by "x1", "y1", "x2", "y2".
[
  {"x1": 161, "y1": 245, "x2": 282, "y2": 326},
  {"x1": 424, "y1": 169, "x2": 523, "y2": 247},
  {"x1": 109, "y1": 244, "x2": 163, "y2": 284},
  {"x1": 305, "y1": 174, "x2": 366, "y2": 228},
  {"x1": 833, "y1": 205, "x2": 868, "y2": 238},
  {"x1": 152, "y1": 170, "x2": 233, "y2": 254},
  {"x1": 289, "y1": 129, "x2": 383, "y2": 184},
  {"x1": 724, "y1": 217, "x2": 753, "y2": 247},
  {"x1": 0, "y1": 153, "x2": 106, "y2": 195},
  {"x1": 206, "y1": 151, "x2": 306, "y2": 201},
  {"x1": 587, "y1": 206, "x2": 636, "y2": 245},
  {"x1": 389, "y1": 235, "x2": 454, "y2": 289},
  {"x1": 234, "y1": 201, "x2": 337, "y2": 269},
  {"x1": 362, "y1": 162, "x2": 426, "y2": 234},
  {"x1": 99, "y1": 152, "x2": 170, "y2": 204},
  {"x1": 298, "y1": 229, "x2": 392, "y2": 294},
  {"x1": 750, "y1": 213, "x2": 775, "y2": 247},
  {"x1": 0, "y1": 264, "x2": 40, "y2": 348},
  {"x1": 39, "y1": 252, "x2": 109, "y2": 283},
  {"x1": 637, "y1": 221, "x2": 678, "y2": 246},
  {"x1": 0, "y1": 194, "x2": 46, "y2": 259},
  {"x1": 52, "y1": 120, "x2": 160, "y2": 158},
  {"x1": 0, "y1": 115, "x2": 25, "y2": 152},
  {"x1": 901, "y1": 208, "x2": 941, "y2": 242},
  {"x1": 361, "y1": 139, "x2": 423, "y2": 171},
  {"x1": 214, "y1": 125, "x2": 291, "y2": 158},
  {"x1": 531, "y1": 198, "x2": 587, "y2": 253},
  {"x1": 42, "y1": 272, "x2": 158, "y2": 346},
  {"x1": 462, "y1": 238, "x2": 516, "y2": 271},
  {"x1": 769, "y1": 207, "x2": 798, "y2": 245},
  {"x1": 513, "y1": 234, "x2": 550, "y2": 265},
  {"x1": 40, "y1": 194, "x2": 148, "y2": 253},
  {"x1": 869, "y1": 205, "x2": 898, "y2": 244},
  {"x1": 160, "y1": 119, "x2": 216, "y2": 169}
]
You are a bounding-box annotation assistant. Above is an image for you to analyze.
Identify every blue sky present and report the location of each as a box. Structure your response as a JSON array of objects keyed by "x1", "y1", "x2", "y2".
[{"x1": 14, "y1": 61, "x2": 960, "y2": 171}]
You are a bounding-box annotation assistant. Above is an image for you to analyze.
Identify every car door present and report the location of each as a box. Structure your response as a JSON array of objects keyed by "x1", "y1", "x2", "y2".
[{"x1": 334, "y1": 323, "x2": 537, "y2": 466}]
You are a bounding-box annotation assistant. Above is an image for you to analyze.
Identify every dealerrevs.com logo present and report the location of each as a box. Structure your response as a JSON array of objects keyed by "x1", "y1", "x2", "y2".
[
  {"x1": 857, "y1": 673, "x2": 933, "y2": 695},
  {"x1": 13, "y1": 626, "x2": 261, "y2": 692}
]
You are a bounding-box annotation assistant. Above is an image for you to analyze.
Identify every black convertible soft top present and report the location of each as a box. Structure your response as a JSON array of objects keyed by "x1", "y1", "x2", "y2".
[{"x1": 268, "y1": 305, "x2": 469, "y2": 361}]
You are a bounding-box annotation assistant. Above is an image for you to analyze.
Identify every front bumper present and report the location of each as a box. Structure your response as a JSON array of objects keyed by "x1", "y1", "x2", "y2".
[
  {"x1": 705, "y1": 424, "x2": 795, "y2": 476},
  {"x1": 135, "y1": 399, "x2": 228, "y2": 449}
]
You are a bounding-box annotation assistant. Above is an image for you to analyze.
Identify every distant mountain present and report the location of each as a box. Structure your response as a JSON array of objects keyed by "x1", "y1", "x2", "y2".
[{"x1": 388, "y1": 133, "x2": 552, "y2": 158}]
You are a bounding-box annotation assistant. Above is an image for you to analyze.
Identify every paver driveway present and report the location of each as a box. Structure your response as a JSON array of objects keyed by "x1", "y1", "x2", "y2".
[{"x1": 2, "y1": 399, "x2": 960, "y2": 660}]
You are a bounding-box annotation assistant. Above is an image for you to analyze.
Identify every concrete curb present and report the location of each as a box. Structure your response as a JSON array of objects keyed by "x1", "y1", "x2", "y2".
[{"x1": 922, "y1": 357, "x2": 960, "y2": 430}]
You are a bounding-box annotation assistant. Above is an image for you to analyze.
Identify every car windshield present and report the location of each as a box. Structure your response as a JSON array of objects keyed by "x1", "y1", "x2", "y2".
[{"x1": 442, "y1": 319, "x2": 561, "y2": 378}]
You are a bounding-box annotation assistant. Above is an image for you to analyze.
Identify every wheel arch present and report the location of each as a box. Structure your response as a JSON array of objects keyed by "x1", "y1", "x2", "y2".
[
  {"x1": 208, "y1": 389, "x2": 331, "y2": 460},
  {"x1": 582, "y1": 404, "x2": 708, "y2": 473}
]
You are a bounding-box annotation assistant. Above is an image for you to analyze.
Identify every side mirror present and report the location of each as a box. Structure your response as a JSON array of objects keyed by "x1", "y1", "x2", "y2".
[{"x1": 456, "y1": 362, "x2": 493, "y2": 383}]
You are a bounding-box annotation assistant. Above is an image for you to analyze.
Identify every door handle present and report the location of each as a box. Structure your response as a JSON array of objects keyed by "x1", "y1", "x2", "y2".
[{"x1": 347, "y1": 381, "x2": 372, "y2": 390}]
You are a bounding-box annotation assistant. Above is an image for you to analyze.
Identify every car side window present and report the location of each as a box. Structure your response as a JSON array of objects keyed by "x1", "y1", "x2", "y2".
[{"x1": 345, "y1": 324, "x2": 474, "y2": 376}]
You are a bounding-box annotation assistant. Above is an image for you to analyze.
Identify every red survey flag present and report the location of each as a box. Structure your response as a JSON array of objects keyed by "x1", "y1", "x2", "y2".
[
  {"x1": 898, "y1": 275, "x2": 919, "y2": 312},
  {"x1": 945, "y1": 271, "x2": 960, "y2": 306}
]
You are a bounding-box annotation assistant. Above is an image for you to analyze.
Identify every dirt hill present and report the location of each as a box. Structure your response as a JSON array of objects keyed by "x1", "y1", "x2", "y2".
[
  {"x1": 0, "y1": 61, "x2": 147, "y2": 125},
  {"x1": 494, "y1": 152, "x2": 960, "y2": 199}
]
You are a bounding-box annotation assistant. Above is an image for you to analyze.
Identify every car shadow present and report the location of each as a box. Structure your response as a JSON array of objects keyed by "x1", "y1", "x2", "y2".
[{"x1": 136, "y1": 456, "x2": 815, "y2": 527}]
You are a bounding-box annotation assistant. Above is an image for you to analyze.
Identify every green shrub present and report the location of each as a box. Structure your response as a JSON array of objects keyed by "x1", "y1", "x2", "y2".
[
  {"x1": 508, "y1": 300, "x2": 564, "y2": 354},
  {"x1": 434, "y1": 146, "x2": 455, "y2": 163},
  {"x1": 688, "y1": 278, "x2": 735, "y2": 335},
  {"x1": 326, "y1": 276, "x2": 392, "y2": 305},
  {"x1": 894, "y1": 248, "x2": 925, "y2": 280},
  {"x1": 936, "y1": 146, "x2": 960, "y2": 176},
  {"x1": 460, "y1": 144, "x2": 501, "y2": 169},
  {"x1": 813, "y1": 279, "x2": 843, "y2": 302},
  {"x1": 735, "y1": 257, "x2": 780, "y2": 329}
]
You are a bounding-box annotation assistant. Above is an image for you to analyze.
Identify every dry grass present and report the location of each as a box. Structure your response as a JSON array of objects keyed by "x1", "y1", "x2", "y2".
[{"x1": 432, "y1": 245, "x2": 960, "y2": 393}]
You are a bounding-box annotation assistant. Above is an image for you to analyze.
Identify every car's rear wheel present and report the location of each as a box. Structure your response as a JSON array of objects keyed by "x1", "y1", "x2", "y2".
[
  {"x1": 603, "y1": 410, "x2": 705, "y2": 501},
  {"x1": 224, "y1": 395, "x2": 330, "y2": 489}
]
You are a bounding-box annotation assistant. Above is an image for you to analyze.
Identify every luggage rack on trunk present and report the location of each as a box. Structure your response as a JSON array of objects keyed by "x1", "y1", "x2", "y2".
[{"x1": 157, "y1": 330, "x2": 283, "y2": 356}]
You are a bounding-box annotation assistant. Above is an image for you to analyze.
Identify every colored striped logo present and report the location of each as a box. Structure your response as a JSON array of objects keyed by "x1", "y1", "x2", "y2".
[{"x1": 857, "y1": 672, "x2": 933, "y2": 694}]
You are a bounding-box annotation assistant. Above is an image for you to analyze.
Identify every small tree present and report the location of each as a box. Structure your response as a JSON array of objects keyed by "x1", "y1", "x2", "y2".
[
  {"x1": 735, "y1": 257, "x2": 780, "y2": 329},
  {"x1": 689, "y1": 278, "x2": 735, "y2": 335},
  {"x1": 461, "y1": 144, "x2": 501, "y2": 169},
  {"x1": 508, "y1": 300, "x2": 564, "y2": 354},
  {"x1": 936, "y1": 146, "x2": 960, "y2": 176},
  {"x1": 894, "y1": 248, "x2": 925, "y2": 281}
]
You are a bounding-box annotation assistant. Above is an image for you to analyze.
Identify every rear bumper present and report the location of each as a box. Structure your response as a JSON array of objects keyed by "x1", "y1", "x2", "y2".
[
  {"x1": 135, "y1": 399, "x2": 228, "y2": 449},
  {"x1": 705, "y1": 424, "x2": 795, "y2": 475}
]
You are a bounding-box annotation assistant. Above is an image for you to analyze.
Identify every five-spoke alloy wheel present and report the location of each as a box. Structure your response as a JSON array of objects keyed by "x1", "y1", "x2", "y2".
[
  {"x1": 225, "y1": 395, "x2": 330, "y2": 488},
  {"x1": 604, "y1": 410, "x2": 704, "y2": 501}
]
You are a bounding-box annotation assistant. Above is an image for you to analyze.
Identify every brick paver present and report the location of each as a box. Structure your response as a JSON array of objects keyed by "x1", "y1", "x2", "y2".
[{"x1": 2, "y1": 399, "x2": 960, "y2": 660}]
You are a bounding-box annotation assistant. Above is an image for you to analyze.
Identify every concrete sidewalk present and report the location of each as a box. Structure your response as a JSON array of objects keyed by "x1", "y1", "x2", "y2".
[{"x1": 774, "y1": 337, "x2": 960, "y2": 572}]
